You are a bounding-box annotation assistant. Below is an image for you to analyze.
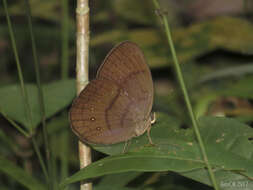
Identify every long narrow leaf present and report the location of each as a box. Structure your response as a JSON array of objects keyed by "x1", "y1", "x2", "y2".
[
  {"x1": 0, "y1": 156, "x2": 46, "y2": 190},
  {"x1": 61, "y1": 114, "x2": 253, "y2": 187}
]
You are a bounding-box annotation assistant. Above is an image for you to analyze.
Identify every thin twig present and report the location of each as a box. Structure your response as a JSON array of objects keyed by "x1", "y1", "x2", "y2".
[
  {"x1": 152, "y1": 0, "x2": 219, "y2": 189},
  {"x1": 76, "y1": 0, "x2": 92, "y2": 190}
]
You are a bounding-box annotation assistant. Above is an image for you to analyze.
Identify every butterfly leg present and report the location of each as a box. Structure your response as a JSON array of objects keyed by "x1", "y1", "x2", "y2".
[
  {"x1": 147, "y1": 125, "x2": 155, "y2": 146},
  {"x1": 122, "y1": 140, "x2": 132, "y2": 153}
]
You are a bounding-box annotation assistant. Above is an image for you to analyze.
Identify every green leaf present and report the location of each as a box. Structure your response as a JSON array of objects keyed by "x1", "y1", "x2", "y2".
[
  {"x1": 199, "y1": 64, "x2": 253, "y2": 84},
  {"x1": 91, "y1": 17, "x2": 253, "y2": 68},
  {"x1": 181, "y1": 116, "x2": 253, "y2": 188},
  {"x1": 181, "y1": 169, "x2": 253, "y2": 190},
  {"x1": 0, "y1": 156, "x2": 46, "y2": 190},
  {"x1": 219, "y1": 76, "x2": 253, "y2": 99},
  {"x1": 199, "y1": 116, "x2": 253, "y2": 167},
  {"x1": 61, "y1": 114, "x2": 253, "y2": 187},
  {"x1": 61, "y1": 152, "x2": 203, "y2": 187},
  {"x1": 90, "y1": 29, "x2": 167, "y2": 68},
  {"x1": 97, "y1": 172, "x2": 142, "y2": 188},
  {"x1": 112, "y1": 0, "x2": 155, "y2": 25},
  {"x1": 0, "y1": 79, "x2": 75, "y2": 129},
  {"x1": 94, "y1": 186, "x2": 135, "y2": 190},
  {"x1": 0, "y1": 0, "x2": 61, "y2": 22},
  {"x1": 166, "y1": 17, "x2": 253, "y2": 64}
]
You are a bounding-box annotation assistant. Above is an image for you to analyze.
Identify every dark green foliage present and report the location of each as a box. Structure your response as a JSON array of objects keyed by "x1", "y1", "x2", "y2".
[{"x1": 0, "y1": 1, "x2": 253, "y2": 190}]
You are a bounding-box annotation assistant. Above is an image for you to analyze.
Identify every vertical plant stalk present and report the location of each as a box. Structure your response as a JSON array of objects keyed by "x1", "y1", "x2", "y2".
[
  {"x1": 76, "y1": 0, "x2": 92, "y2": 190},
  {"x1": 3, "y1": 0, "x2": 49, "y2": 184},
  {"x1": 23, "y1": 1, "x2": 53, "y2": 188},
  {"x1": 61, "y1": 0, "x2": 70, "y2": 79},
  {"x1": 61, "y1": 0, "x2": 69, "y2": 186},
  {"x1": 152, "y1": 0, "x2": 219, "y2": 190},
  {"x1": 2, "y1": 0, "x2": 33, "y2": 133}
]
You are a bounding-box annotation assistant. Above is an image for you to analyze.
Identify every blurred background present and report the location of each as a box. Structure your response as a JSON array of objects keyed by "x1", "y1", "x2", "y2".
[{"x1": 0, "y1": 0, "x2": 253, "y2": 189}]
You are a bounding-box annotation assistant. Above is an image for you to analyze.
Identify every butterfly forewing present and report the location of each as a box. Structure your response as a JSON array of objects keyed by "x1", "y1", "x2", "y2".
[{"x1": 97, "y1": 42, "x2": 153, "y2": 121}]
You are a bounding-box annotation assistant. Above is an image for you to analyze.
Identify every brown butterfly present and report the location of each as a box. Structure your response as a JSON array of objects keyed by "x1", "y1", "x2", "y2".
[{"x1": 69, "y1": 42, "x2": 154, "y2": 145}]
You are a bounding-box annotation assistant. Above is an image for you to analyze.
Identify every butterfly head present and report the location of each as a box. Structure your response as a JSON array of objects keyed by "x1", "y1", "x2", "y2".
[{"x1": 134, "y1": 116, "x2": 152, "y2": 137}]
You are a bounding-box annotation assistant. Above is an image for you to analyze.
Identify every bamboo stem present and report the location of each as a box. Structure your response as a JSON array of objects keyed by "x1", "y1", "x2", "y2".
[{"x1": 76, "y1": 0, "x2": 92, "y2": 190}]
